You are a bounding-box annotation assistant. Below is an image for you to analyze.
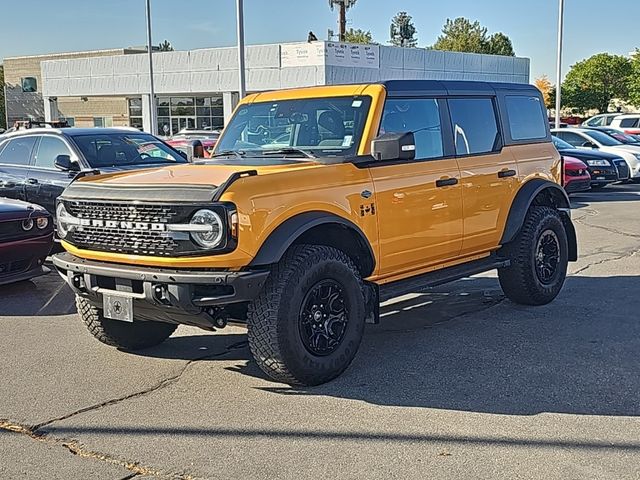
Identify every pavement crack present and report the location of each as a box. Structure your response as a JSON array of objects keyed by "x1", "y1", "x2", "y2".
[
  {"x1": 570, "y1": 248, "x2": 639, "y2": 275},
  {"x1": 0, "y1": 420, "x2": 196, "y2": 479},
  {"x1": 573, "y1": 213, "x2": 640, "y2": 240}
]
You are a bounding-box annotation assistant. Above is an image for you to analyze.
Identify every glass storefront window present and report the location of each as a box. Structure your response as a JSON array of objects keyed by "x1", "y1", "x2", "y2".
[{"x1": 130, "y1": 96, "x2": 225, "y2": 134}]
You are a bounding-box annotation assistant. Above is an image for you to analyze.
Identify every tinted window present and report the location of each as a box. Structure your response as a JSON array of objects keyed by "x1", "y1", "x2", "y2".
[
  {"x1": 505, "y1": 95, "x2": 547, "y2": 141},
  {"x1": 620, "y1": 118, "x2": 639, "y2": 128},
  {"x1": 587, "y1": 116, "x2": 604, "y2": 127},
  {"x1": 448, "y1": 98, "x2": 500, "y2": 155},
  {"x1": 35, "y1": 136, "x2": 72, "y2": 168},
  {"x1": 583, "y1": 130, "x2": 622, "y2": 146},
  {"x1": 0, "y1": 137, "x2": 37, "y2": 165},
  {"x1": 381, "y1": 98, "x2": 443, "y2": 159},
  {"x1": 551, "y1": 136, "x2": 574, "y2": 150},
  {"x1": 555, "y1": 132, "x2": 586, "y2": 147}
]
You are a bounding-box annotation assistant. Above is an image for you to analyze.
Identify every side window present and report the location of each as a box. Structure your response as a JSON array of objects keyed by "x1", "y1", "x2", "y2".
[
  {"x1": 588, "y1": 116, "x2": 603, "y2": 127},
  {"x1": 35, "y1": 136, "x2": 73, "y2": 168},
  {"x1": 0, "y1": 137, "x2": 37, "y2": 166},
  {"x1": 448, "y1": 98, "x2": 500, "y2": 155},
  {"x1": 620, "y1": 118, "x2": 639, "y2": 128},
  {"x1": 556, "y1": 132, "x2": 584, "y2": 147},
  {"x1": 505, "y1": 95, "x2": 547, "y2": 141},
  {"x1": 380, "y1": 98, "x2": 443, "y2": 159}
]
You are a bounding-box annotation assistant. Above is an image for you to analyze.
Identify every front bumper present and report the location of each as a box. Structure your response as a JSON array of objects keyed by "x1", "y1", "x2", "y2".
[
  {"x1": 0, "y1": 234, "x2": 53, "y2": 286},
  {"x1": 586, "y1": 166, "x2": 617, "y2": 184},
  {"x1": 52, "y1": 252, "x2": 269, "y2": 326},
  {"x1": 564, "y1": 178, "x2": 591, "y2": 193}
]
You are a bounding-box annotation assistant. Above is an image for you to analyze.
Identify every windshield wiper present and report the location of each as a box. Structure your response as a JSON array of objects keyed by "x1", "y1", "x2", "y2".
[
  {"x1": 259, "y1": 148, "x2": 316, "y2": 158},
  {"x1": 209, "y1": 150, "x2": 246, "y2": 159}
]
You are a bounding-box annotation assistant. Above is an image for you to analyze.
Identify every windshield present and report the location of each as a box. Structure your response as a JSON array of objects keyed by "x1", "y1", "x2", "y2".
[
  {"x1": 583, "y1": 130, "x2": 623, "y2": 146},
  {"x1": 72, "y1": 133, "x2": 187, "y2": 168},
  {"x1": 552, "y1": 136, "x2": 573, "y2": 150},
  {"x1": 215, "y1": 96, "x2": 372, "y2": 157}
]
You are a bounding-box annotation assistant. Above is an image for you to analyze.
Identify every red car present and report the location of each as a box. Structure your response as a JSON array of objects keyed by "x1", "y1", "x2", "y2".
[
  {"x1": 563, "y1": 156, "x2": 591, "y2": 194},
  {"x1": 0, "y1": 198, "x2": 54, "y2": 285},
  {"x1": 166, "y1": 130, "x2": 220, "y2": 159}
]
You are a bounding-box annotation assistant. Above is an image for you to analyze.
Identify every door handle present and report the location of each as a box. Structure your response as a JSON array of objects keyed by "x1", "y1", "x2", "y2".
[
  {"x1": 26, "y1": 178, "x2": 39, "y2": 185},
  {"x1": 435, "y1": 177, "x2": 459, "y2": 187},
  {"x1": 497, "y1": 169, "x2": 516, "y2": 178}
]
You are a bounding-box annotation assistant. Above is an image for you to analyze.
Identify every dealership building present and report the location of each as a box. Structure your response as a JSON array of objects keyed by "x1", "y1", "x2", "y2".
[{"x1": 3, "y1": 42, "x2": 530, "y2": 135}]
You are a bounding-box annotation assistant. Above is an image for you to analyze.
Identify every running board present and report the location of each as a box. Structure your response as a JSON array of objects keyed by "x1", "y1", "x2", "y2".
[{"x1": 378, "y1": 255, "x2": 510, "y2": 303}]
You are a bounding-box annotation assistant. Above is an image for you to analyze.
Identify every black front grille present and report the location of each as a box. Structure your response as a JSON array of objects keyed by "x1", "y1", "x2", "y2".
[
  {"x1": 614, "y1": 160, "x2": 630, "y2": 180},
  {"x1": 64, "y1": 200, "x2": 196, "y2": 256}
]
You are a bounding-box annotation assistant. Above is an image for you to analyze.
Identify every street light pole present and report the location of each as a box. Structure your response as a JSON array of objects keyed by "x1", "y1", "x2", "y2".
[
  {"x1": 145, "y1": 0, "x2": 157, "y2": 135},
  {"x1": 555, "y1": 0, "x2": 565, "y2": 129},
  {"x1": 236, "y1": 0, "x2": 247, "y2": 99}
]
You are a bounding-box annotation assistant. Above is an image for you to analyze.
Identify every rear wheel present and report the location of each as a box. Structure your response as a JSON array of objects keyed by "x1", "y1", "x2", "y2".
[
  {"x1": 498, "y1": 206, "x2": 569, "y2": 306},
  {"x1": 247, "y1": 245, "x2": 366, "y2": 386},
  {"x1": 76, "y1": 297, "x2": 177, "y2": 350}
]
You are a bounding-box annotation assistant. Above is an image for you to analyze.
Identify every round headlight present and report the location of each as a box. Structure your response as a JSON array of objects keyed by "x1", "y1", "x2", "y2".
[
  {"x1": 36, "y1": 217, "x2": 49, "y2": 230},
  {"x1": 21, "y1": 218, "x2": 34, "y2": 231},
  {"x1": 56, "y1": 203, "x2": 70, "y2": 239},
  {"x1": 189, "y1": 209, "x2": 224, "y2": 249}
]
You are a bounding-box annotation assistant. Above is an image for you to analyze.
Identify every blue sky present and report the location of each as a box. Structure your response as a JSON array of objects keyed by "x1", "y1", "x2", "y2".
[{"x1": 1, "y1": 0, "x2": 638, "y2": 81}]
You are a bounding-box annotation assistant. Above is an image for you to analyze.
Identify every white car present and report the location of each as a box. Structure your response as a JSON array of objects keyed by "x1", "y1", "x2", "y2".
[
  {"x1": 551, "y1": 128, "x2": 640, "y2": 181},
  {"x1": 582, "y1": 113, "x2": 620, "y2": 127},
  {"x1": 609, "y1": 114, "x2": 640, "y2": 135}
]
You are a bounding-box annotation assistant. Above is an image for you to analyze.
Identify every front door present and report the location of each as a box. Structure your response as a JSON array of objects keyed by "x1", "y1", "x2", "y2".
[
  {"x1": 369, "y1": 97, "x2": 463, "y2": 280},
  {"x1": 0, "y1": 136, "x2": 38, "y2": 202}
]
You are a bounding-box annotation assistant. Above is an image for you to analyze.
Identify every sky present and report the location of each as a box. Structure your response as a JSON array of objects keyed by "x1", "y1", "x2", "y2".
[{"x1": 0, "y1": 0, "x2": 638, "y2": 81}]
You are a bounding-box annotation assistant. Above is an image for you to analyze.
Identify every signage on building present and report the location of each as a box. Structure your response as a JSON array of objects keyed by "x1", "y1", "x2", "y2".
[{"x1": 281, "y1": 42, "x2": 379, "y2": 69}]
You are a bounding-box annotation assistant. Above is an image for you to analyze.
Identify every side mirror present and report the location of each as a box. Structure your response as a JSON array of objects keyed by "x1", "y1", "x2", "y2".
[
  {"x1": 581, "y1": 141, "x2": 596, "y2": 148},
  {"x1": 54, "y1": 154, "x2": 79, "y2": 171},
  {"x1": 371, "y1": 132, "x2": 416, "y2": 162}
]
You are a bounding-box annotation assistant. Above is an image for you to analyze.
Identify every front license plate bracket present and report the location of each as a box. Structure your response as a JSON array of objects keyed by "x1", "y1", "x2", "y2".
[{"x1": 103, "y1": 294, "x2": 134, "y2": 322}]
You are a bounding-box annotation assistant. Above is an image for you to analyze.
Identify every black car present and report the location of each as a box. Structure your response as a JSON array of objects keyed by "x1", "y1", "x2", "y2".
[
  {"x1": 552, "y1": 136, "x2": 629, "y2": 188},
  {"x1": 0, "y1": 128, "x2": 188, "y2": 220},
  {"x1": 0, "y1": 198, "x2": 54, "y2": 285}
]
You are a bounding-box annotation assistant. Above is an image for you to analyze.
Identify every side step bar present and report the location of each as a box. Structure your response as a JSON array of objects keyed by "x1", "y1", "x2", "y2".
[{"x1": 378, "y1": 255, "x2": 510, "y2": 303}]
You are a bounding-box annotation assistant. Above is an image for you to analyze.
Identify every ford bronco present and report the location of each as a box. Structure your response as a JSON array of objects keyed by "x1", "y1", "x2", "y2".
[{"x1": 52, "y1": 80, "x2": 577, "y2": 386}]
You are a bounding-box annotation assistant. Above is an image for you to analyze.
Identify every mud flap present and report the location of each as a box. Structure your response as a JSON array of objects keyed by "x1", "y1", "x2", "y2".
[{"x1": 364, "y1": 281, "x2": 379, "y2": 324}]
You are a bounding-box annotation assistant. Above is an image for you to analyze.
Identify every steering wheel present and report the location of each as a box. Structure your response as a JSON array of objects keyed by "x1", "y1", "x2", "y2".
[{"x1": 247, "y1": 124, "x2": 268, "y2": 136}]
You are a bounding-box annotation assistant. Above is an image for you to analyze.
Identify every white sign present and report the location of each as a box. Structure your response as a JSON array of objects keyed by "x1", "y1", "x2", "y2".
[
  {"x1": 280, "y1": 42, "x2": 380, "y2": 69},
  {"x1": 281, "y1": 43, "x2": 325, "y2": 68}
]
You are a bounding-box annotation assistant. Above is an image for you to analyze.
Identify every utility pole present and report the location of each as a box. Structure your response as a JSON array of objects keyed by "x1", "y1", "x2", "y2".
[
  {"x1": 339, "y1": 2, "x2": 346, "y2": 41},
  {"x1": 145, "y1": 0, "x2": 157, "y2": 135},
  {"x1": 236, "y1": 0, "x2": 247, "y2": 99},
  {"x1": 555, "y1": 0, "x2": 565, "y2": 129}
]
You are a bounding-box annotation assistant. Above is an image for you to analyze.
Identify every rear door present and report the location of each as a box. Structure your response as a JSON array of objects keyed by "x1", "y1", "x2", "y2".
[
  {"x1": 0, "y1": 136, "x2": 38, "y2": 202},
  {"x1": 25, "y1": 135, "x2": 78, "y2": 217}
]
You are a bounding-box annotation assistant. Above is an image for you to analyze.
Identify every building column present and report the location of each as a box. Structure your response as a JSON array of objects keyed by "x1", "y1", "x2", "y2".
[
  {"x1": 141, "y1": 94, "x2": 153, "y2": 133},
  {"x1": 223, "y1": 91, "x2": 239, "y2": 126},
  {"x1": 43, "y1": 97, "x2": 59, "y2": 122}
]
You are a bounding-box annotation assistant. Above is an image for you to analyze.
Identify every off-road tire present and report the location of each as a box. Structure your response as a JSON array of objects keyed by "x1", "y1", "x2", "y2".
[
  {"x1": 247, "y1": 245, "x2": 366, "y2": 386},
  {"x1": 76, "y1": 297, "x2": 177, "y2": 350},
  {"x1": 498, "y1": 206, "x2": 568, "y2": 306}
]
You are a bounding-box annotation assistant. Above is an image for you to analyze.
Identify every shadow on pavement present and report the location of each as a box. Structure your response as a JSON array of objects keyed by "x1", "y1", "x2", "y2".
[{"x1": 0, "y1": 270, "x2": 76, "y2": 317}]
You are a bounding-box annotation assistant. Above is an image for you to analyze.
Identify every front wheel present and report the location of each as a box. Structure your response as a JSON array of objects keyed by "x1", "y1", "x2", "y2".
[
  {"x1": 498, "y1": 206, "x2": 569, "y2": 306},
  {"x1": 247, "y1": 245, "x2": 366, "y2": 386}
]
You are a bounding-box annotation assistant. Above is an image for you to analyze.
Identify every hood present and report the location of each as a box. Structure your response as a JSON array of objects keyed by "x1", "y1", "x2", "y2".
[
  {"x1": 557, "y1": 147, "x2": 622, "y2": 161},
  {"x1": 609, "y1": 145, "x2": 640, "y2": 154},
  {"x1": 0, "y1": 198, "x2": 48, "y2": 221}
]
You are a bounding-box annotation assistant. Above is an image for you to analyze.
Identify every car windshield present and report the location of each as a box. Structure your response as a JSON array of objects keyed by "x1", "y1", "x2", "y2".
[
  {"x1": 215, "y1": 96, "x2": 372, "y2": 158},
  {"x1": 552, "y1": 136, "x2": 573, "y2": 150},
  {"x1": 583, "y1": 130, "x2": 623, "y2": 146},
  {"x1": 72, "y1": 133, "x2": 187, "y2": 168}
]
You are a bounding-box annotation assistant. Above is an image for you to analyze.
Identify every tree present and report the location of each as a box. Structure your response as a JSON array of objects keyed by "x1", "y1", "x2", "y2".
[
  {"x1": 389, "y1": 11, "x2": 417, "y2": 48},
  {"x1": 0, "y1": 65, "x2": 5, "y2": 130},
  {"x1": 431, "y1": 17, "x2": 515, "y2": 56},
  {"x1": 344, "y1": 28, "x2": 373, "y2": 44},
  {"x1": 562, "y1": 53, "x2": 633, "y2": 114},
  {"x1": 329, "y1": 0, "x2": 357, "y2": 42},
  {"x1": 534, "y1": 75, "x2": 553, "y2": 107},
  {"x1": 158, "y1": 40, "x2": 174, "y2": 52},
  {"x1": 629, "y1": 49, "x2": 640, "y2": 107}
]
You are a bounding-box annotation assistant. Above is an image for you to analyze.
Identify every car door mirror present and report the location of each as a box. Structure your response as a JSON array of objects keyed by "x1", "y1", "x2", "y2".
[
  {"x1": 581, "y1": 141, "x2": 596, "y2": 148},
  {"x1": 54, "y1": 154, "x2": 79, "y2": 171},
  {"x1": 371, "y1": 132, "x2": 416, "y2": 161}
]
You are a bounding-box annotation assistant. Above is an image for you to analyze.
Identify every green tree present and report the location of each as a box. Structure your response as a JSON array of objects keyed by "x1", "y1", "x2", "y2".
[
  {"x1": 0, "y1": 65, "x2": 5, "y2": 130},
  {"x1": 431, "y1": 17, "x2": 515, "y2": 56},
  {"x1": 344, "y1": 28, "x2": 373, "y2": 44},
  {"x1": 389, "y1": 11, "x2": 418, "y2": 48},
  {"x1": 562, "y1": 53, "x2": 633, "y2": 113},
  {"x1": 629, "y1": 49, "x2": 640, "y2": 107}
]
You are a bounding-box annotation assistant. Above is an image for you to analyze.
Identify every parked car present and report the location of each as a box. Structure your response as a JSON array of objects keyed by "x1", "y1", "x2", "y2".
[
  {"x1": 582, "y1": 113, "x2": 620, "y2": 128},
  {"x1": 0, "y1": 128, "x2": 188, "y2": 220},
  {"x1": 53, "y1": 80, "x2": 577, "y2": 386},
  {"x1": 0, "y1": 198, "x2": 53, "y2": 285},
  {"x1": 609, "y1": 114, "x2": 640, "y2": 135},
  {"x1": 584, "y1": 126, "x2": 640, "y2": 145},
  {"x1": 552, "y1": 135, "x2": 629, "y2": 187},
  {"x1": 562, "y1": 156, "x2": 591, "y2": 194},
  {"x1": 551, "y1": 128, "x2": 640, "y2": 182}
]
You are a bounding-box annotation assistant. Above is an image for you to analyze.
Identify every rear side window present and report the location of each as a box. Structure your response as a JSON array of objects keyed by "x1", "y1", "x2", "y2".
[
  {"x1": 381, "y1": 98, "x2": 443, "y2": 159},
  {"x1": 0, "y1": 137, "x2": 37, "y2": 166},
  {"x1": 448, "y1": 98, "x2": 500, "y2": 155},
  {"x1": 587, "y1": 116, "x2": 604, "y2": 127},
  {"x1": 620, "y1": 118, "x2": 639, "y2": 128},
  {"x1": 505, "y1": 95, "x2": 547, "y2": 141}
]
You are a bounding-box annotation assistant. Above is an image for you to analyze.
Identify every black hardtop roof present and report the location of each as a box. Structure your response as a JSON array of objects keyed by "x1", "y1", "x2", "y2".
[
  {"x1": 2, "y1": 127, "x2": 149, "y2": 139},
  {"x1": 381, "y1": 80, "x2": 538, "y2": 97}
]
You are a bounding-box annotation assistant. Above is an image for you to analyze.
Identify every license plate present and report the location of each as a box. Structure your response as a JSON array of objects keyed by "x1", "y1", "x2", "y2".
[
  {"x1": 103, "y1": 293, "x2": 133, "y2": 322},
  {"x1": 596, "y1": 177, "x2": 605, "y2": 180}
]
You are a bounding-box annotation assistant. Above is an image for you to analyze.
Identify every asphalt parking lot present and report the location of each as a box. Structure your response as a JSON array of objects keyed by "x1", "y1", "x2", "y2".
[{"x1": 1, "y1": 184, "x2": 639, "y2": 480}]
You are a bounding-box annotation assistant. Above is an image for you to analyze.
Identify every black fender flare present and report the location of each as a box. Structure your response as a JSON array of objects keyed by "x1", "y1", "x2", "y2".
[
  {"x1": 501, "y1": 179, "x2": 577, "y2": 261},
  {"x1": 249, "y1": 211, "x2": 376, "y2": 275}
]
